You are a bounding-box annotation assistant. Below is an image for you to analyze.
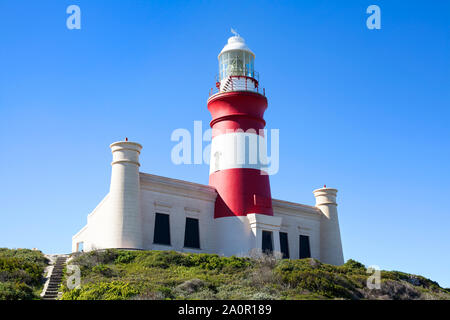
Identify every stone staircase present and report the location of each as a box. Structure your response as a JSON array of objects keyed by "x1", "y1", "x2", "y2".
[{"x1": 42, "y1": 256, "x2": 68, "y2": 300}]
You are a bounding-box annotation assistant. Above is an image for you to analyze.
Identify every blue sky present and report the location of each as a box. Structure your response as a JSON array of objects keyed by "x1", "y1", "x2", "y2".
[{"x1": 0, "y1": 1, "x2": 449, "y2": 287}]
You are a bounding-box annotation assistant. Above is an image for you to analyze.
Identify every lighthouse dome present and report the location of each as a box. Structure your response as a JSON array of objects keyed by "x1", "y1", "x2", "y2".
[{"x1": 219, "y1": 35, "x2": 254, "y2": 58}]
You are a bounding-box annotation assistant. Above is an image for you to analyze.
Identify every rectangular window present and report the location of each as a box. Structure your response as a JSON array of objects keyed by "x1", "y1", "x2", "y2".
[
  {"x1": 279, "y1": 232, "x2": 290, "y2": 259},
  {"x1": 184, "y1": 217, "x2": 200, "y2": 249},
  {"x1": 299, "y1": 235, "x2": 311, "y2": 259},
  {"x1": 262, "y1": 230, "x2": 273, "y2": 254},
  {"x1": 153, "y1": 213, "x2": 171, "y2": 245}
]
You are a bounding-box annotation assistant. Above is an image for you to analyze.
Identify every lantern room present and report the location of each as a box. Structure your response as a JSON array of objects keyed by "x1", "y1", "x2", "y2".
[
  {"x1": 218, "y1": 35, "x2": 255, "y2": 80},
  {"x1": 216, "y1": 31, "x2": 260, "y2": 93}
]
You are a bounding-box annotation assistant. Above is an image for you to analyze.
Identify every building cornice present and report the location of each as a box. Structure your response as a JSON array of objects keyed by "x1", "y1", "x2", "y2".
[
  {"x1": 272, "y1": 198, "x2": 321, "y2": 217},
  {"x1": 140, "y1": 172, "x2": 217, "y2": 202},
  {"x1": 140, "y1": 172, "x2": 323, "y2": 216}
]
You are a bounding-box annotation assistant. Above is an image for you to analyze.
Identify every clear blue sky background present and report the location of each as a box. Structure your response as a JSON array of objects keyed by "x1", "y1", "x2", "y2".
[{"x1": 1, "y1": 1, "x2": 449, "y2": 287}]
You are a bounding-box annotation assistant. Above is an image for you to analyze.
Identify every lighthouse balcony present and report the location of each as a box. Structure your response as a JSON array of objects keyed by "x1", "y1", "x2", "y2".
[{"x1": 209, "y1": 75, "x2": 265, "y2": 98}]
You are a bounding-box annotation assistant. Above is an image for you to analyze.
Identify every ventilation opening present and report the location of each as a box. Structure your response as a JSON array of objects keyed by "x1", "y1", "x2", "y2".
[
  {"x1": 153, "y1": 213, "x2": 171, "y2": 245},
  {"x1": 279, "y1": 232, "x2": 289, "y2": 259},
  {"x1": 184, "y1": 217, "x2": 200, "y2": 249},
  {"x1": 261, "y1": 230, "x2": 273, "y2": 254},
  {"x1": 299, "y1": 235, "x2": 311, "y2": 258}
]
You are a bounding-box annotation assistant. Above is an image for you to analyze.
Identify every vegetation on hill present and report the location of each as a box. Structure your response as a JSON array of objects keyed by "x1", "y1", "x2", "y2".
[
  {"x1": 60, "y1": 249, "x2": 450, "y2": 300},
  {"x1": 0, "y1": 248, "x2": 48, "y2": 300}
]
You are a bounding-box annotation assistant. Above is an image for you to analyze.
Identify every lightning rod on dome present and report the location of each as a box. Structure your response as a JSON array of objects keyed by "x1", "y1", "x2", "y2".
[{"x1": 231, "y1": 28, "x2": 240, "y2": 37}]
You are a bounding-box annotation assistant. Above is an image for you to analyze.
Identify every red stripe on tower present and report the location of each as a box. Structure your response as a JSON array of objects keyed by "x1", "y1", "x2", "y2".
[{"x1": 207, "y1": 33, "x2": 273, "y2": 219}]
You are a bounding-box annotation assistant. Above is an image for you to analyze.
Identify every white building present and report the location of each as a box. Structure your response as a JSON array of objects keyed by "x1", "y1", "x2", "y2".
[{"x1": 72, "y1": 34, "x2": 344, "y2": 265}]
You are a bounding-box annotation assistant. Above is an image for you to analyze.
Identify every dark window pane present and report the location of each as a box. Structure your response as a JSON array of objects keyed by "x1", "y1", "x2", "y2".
[
  {"x1": 153, "y1": 213, "x2": 171, "y2": 245},
  {"x1": 184, "y1": 218, "x2": 200, "y2": 249},
  {"x1": 299, "y1": 235, "x2": 311, "y2": 258},
  {"x1": 262, "y1": 231, "x2": 273, "y2": 254},
  {"x1": 279, "y1": 232, "x2": 289, "y2": 259}
]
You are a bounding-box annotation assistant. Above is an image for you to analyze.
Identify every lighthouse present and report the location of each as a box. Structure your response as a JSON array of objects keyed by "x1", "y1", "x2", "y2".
[
  {"x1": 208, "y1": 32, "x2": 282, "y2": 256},
  {"x1": 73, "y1": 32, "x2": 345, "y2": 265}
]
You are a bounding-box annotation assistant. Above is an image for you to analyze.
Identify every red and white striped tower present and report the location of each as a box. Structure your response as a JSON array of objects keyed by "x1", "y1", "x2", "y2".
[{"x1": 208, "y1": 33, "x2": 280, "y2": 256}]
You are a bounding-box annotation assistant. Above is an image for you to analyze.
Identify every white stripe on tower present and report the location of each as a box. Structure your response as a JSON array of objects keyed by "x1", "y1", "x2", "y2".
[{"x1": 209, "y1": 131, "x2": 269, "y2": 174}]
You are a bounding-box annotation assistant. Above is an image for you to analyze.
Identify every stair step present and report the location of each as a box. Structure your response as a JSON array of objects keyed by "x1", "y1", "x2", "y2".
[{"x1": 41, "y1": 255, "x2": 68, "y2": 299}]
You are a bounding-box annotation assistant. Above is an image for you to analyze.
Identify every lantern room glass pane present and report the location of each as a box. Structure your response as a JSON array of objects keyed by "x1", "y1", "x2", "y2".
[{"x1": 219, "y1": 50, "x2": 254, "y2": 80}]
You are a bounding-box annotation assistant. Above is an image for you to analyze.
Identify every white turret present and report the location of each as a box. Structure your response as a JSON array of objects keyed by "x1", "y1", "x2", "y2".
[
  {"x1": 313, "y1": 187, "x2": 344, "y2": 265},
  {"x1": 106, "y1": 140, "x2": 143, "y2": 249}
]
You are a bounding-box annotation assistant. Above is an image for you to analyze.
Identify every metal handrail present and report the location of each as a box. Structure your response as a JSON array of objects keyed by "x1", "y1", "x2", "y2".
[{"x1": 209, "y1": 75, "x2": 265, "y2": 97}]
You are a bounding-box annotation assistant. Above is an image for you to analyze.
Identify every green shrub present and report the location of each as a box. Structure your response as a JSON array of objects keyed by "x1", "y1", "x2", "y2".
[
  {"x1": 115, "y1": 251, "x2": 137, "y2": 264},
  {"x1": 62, "y1": 249, "x2": 450, "y2": 300},
  {"x1": 157, "y1": 286, "x2": 174, "y2": 299},
  {"x1": 71, "y1": 249, "x2": 118, "y2": 269},
  {"x1": 381, "y1": 270, "x2": 440, "y2": 290},
  {"x1": 187, "y1": 253, "x2": 251, "y2": 271},
  {"x1": 340, "y1": 259, "x2": 366, "y2": 272},
  {"x1": 251, "y1": 292, "x2": 277, "y2": 300},
  {"x1": 61, "y1": 281, "x2": 138, "y2": 300},
  {"x1": 92, "y1": 264, "x2": 116, "y2": 278},
  {"x1": 0, "y1": 257, "x2": 43, "y2": 286},
  {"x1": 0, "y1": 248, "x2": 48, "y2": 300},
  {"x1": 279, "y1": 269, "x2": 356, "y2": 299},
  {"x1": 135, "y1": 250, "x2": 188, "y2": 269},
  {"x1": 0, "y1": 248, "x2": 48, "y2": 267},
  {"x1": 0, "y1": 281, "x2": 36, "y2": 300}
]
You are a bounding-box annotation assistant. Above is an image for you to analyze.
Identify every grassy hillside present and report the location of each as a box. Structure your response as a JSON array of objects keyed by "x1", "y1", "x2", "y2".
[
  {"x1": 60, "y1": 249, "x2": 450, "y2": 300},
  {"x1": 0, "y1": 248, "x2": 48, "y2": 300}
]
